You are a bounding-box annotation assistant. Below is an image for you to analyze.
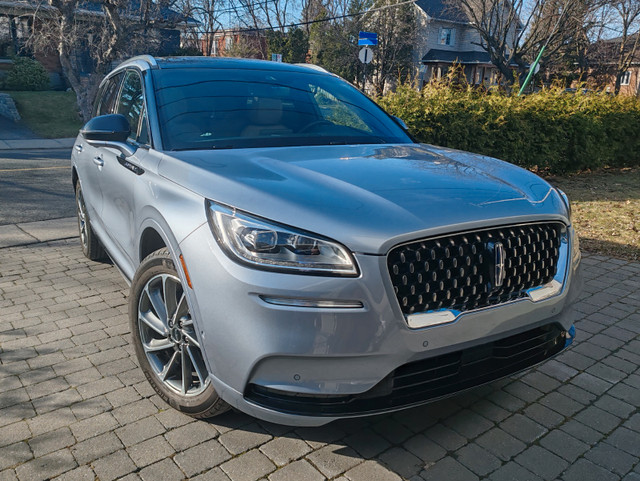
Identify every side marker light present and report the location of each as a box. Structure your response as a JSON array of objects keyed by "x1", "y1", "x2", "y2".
[{"x1": 179, "y1": 254, "x2": 193, "y2": 289}]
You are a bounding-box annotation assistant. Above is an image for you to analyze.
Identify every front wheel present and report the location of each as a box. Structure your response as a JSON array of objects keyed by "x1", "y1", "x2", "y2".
[{"x1": 129, "y1": 248, "x2": 229, "y2": 418}]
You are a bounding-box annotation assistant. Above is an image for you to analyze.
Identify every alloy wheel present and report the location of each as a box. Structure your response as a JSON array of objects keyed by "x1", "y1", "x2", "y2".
[
  {"x1": 138, "y1": 274, "x2": 209, "y2": 396},
  {"x1": 76, "y1": 190, "x2": 88, "y2": 249}
]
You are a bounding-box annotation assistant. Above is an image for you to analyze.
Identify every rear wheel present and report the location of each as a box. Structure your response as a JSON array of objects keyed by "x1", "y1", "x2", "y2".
[
  {"x1": 75, "y1": 183, "x2": 106, "y2": 261},
  {"x1": 129, "y1": 248, "x2": 229, "y2": 418}
]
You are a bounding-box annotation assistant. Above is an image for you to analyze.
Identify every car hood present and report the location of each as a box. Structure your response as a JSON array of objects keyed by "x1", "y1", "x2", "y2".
[{"x1": 160, "y1": 144, "x2": 568, "y2": 254}]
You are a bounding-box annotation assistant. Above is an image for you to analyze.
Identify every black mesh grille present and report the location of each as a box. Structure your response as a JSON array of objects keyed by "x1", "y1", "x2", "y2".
[
  {"x1": 387, "y1": 222, "x2": 564, "y2": 315},
  {"x1": 245, "y1": 323, "x2": 567, "y2": 417}
]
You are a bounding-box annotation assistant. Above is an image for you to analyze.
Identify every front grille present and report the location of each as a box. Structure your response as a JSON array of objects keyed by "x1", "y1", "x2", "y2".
[
  {"x1": 387, "y1": 222, "x2": 564, "y2": 316},
  {"x1": 245, "y1": 323, "x2": 567, "y2": 417}
]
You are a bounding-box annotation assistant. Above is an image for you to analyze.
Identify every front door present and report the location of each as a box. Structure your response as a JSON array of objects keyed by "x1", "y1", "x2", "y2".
[{"x1": 99, "y1": 69, "x2": 149, "y2": 264}]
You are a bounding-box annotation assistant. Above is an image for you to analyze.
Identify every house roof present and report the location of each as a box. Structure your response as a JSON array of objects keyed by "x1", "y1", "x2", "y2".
[
  {"x1": 421, "y1": 49, "x2": 492, "y2": 64},
  {"x1": 0, "y1": 0, "x2": 195, "y2": 25},
  {"x1": 77, "y1": 1, "x2": 190, "y2": 24},
  {"x1": 415, "y1": 0, "x2": 469, "y2": 23},
  {"x1": 587, "y1": 34, "x2": 640, "y2": 65}
]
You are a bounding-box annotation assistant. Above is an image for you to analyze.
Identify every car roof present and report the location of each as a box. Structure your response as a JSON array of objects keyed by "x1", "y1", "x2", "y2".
[{"x1": 119, "y1": 55, "x2": 331, "y2": 76}]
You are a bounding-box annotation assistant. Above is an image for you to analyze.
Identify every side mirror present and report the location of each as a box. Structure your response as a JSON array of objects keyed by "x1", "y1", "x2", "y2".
[
  {"x1": 391, "y1": 115, "x2": 409, "y2": 131},
  {"x1": 80, "y1": 114, "x2": 137, "y2": 157}
]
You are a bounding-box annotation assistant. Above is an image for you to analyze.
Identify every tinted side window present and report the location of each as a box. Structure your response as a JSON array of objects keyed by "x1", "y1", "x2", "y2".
[
  {"x1": 116, "y1": 70, "x2": 145, "y2": 142},
  {"x1": 96, "y1": 72, "x2": 124, "y2": 117},
  {"x1": 138, "y1": 105, "x2": 150, "y2": 146}
]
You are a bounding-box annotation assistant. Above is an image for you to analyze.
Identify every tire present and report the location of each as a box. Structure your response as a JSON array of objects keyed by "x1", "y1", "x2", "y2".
[
  {"x1": 129, "y1": 248, "x2": 230, "y2": 418},
  {"x1": 75, "y1": 183, "x2": 106, "y2": 261}
]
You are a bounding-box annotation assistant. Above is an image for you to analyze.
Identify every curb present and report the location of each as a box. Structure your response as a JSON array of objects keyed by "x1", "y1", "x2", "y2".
[
  {"x1": 0, "y1": 217, "x2": 77, "y2": 248},
  {"x1": 0, "y1": 138, "x2": 76, "y2": 150}
]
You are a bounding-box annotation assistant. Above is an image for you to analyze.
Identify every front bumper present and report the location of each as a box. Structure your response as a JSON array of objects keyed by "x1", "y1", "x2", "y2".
[{"x1": 179, "y1": 222, "x2": 583, "y2": 426}]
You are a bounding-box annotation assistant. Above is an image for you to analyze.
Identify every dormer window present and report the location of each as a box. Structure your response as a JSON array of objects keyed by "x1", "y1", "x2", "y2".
[{"x1": 439, "y1": 28, "x2": 455, "y2": 46}]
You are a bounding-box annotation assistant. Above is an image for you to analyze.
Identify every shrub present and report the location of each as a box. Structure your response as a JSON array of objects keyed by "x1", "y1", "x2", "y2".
[
  {"x1": 4, "y1": 56, "x2": 50, "y2": 91},
  {"x1": 378, "y1": 82, "x2": 640, "y2": 173}
]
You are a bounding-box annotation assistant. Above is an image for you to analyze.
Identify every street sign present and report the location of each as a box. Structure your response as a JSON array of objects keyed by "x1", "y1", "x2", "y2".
[
  {"x1": 358, "y1": 31, "x2": 378, "y2": 46},
  {"x1": 359, "y1": 47, "x2": 373, "y2": 64},
  {"x1": 271, "y1": 53, "x2": 282, "y2": 62}
]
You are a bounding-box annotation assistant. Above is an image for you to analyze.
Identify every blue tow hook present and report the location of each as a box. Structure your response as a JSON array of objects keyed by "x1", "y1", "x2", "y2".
[{"x1": 564, "y1": 325, "x2": 576, "y2": 348}]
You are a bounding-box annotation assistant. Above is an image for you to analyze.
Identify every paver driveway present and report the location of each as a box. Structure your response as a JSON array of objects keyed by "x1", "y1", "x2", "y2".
[{"x1": 1, "y1": 238, "x2": 639, "y2": 481}]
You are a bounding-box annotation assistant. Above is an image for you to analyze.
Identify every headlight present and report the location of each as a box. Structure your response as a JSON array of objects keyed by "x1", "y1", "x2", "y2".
[
  {"x1": 555, "y1": 188, "x2": 572, "y2": 220},
  {"x1": 207, "y1": 201, "x2": 358, "y2": 276}
]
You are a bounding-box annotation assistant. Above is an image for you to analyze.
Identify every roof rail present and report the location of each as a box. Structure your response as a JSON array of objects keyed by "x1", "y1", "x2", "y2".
[
  {"x1": 126, "y1": 55, "x2": 159, "y2": 69},
  {"x1": 294, "y1": 63, "x2": 330, "y2": 74}
]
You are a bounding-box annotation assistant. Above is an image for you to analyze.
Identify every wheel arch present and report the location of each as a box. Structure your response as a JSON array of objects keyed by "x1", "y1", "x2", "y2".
[{"x1": 139, "y1": 226, "x2": 167, "y2": 264}]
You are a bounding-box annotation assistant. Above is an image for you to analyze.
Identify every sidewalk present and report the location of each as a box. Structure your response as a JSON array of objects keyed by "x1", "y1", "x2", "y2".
[
  {"x1": 0, "y1": 217, "x2": 77, "y2": 248},
  {"x1": 0, "y1": 137, "x2": 76, "y2": 150}
]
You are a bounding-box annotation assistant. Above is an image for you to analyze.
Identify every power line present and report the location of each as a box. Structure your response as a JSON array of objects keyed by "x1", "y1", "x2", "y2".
[
  {"x1": 189, "y1": 0, "x2": 278, "y2": 18},
  {"x1": 198, "y1": 0, "x2": 418, "y2": 35}
]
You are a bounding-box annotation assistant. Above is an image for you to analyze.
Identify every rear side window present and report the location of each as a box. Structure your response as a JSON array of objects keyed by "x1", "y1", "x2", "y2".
[
  {"x1": 116, "y1": 70, "x2": 145, "y2": 142},
  {"x1": 95, "y1": 72, "x2": 124, "y2": 117}
]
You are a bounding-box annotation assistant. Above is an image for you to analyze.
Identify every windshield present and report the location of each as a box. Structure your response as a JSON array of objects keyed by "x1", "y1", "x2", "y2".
[{"x1": 151, "y1": 66, "x2": 413, "y2": 151}]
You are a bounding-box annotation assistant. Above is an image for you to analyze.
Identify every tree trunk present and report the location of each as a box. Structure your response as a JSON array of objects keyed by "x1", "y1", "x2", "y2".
[{"x1": 614, "y1": 72, "x2": 622, "y2": 95}]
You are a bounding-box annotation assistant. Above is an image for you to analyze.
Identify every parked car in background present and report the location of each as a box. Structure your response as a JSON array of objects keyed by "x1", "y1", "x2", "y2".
[{"x1": 72, "y1": 56, "x2": 582, "y2": 426}]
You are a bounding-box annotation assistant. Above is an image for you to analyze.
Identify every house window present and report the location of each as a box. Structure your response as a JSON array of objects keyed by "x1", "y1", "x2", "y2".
[
  {"x1": 621, "y1": 71, "x2": 631, "y2": 86},
  {"x1": 439, "y1": 28, "x2": 455, "y2": 46},
  {"x1": 225, "y1": 36, "x2": 234, "y2": 50}
]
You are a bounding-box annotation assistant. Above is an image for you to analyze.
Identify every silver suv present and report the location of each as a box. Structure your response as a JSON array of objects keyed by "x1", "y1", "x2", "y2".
[{"x1": 72, "y1": 55, "x2": 582, "y2": 426}]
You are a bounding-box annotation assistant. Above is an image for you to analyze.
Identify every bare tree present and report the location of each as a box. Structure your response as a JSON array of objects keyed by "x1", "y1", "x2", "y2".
[
  {"x1": 607, "y1": 0, "x2": 640, "y2": 94},
  {"x1": 27, "y1": 0, "x2": 180, "y2": 120},
  {"x1": 535, "y1": 0, "x2": 603, "y2": 86},
  {"x1": 179, "y1": 0, "x2": 226, "y2": 55},
  {"x1": 363, "y1": 0, "x2": 417, "y2": 94},
  {"x1": 447, "y1": 0, "x2": 592, "y2": 83}
]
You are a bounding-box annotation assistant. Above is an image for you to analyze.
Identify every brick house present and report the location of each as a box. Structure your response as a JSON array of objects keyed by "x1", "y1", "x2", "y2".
[
  {"x1": 587, "y1": 34, "x2": 640, "y2": 96},
  {"x1": 199, "y1": 29, "x2": 266, "y2": 59}
]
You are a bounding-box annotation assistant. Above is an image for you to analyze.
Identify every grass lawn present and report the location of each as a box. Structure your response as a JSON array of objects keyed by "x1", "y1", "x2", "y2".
[
  {"x1": 3, "y1": 90, "x2": 83, "y2": 138},
  {"x1": 547, "y1": 168, "x2": 640, "y2": 261}
]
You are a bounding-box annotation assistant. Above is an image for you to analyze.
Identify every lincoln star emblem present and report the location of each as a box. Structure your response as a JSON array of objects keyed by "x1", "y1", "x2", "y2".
[{"x1": 493, "y1": 241, "x2": 506, "y2": 288}]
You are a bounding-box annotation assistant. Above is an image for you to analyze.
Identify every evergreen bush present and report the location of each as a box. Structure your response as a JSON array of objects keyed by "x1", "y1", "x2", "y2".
[
  {"x1": 4, "y1": 56, "x2": 50, "y2": 91},
  {"x1": 378, "y1": 80, "x2": 640, "y2": 173}
]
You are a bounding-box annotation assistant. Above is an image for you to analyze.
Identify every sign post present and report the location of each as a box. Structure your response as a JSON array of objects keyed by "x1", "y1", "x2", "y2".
[{"x1": 358, "y1": 32, "x2": 377, "y2": 92}]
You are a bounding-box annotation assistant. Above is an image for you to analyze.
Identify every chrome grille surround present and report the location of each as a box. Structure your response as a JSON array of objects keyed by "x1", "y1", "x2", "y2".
[{"x1": 387, "y1": 222, "x2": 568, "y2": 329}]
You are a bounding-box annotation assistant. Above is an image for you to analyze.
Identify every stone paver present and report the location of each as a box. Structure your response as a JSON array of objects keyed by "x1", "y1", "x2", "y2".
[{"x1": 1, "y1": 239, "x2": 640, "y2": 480}]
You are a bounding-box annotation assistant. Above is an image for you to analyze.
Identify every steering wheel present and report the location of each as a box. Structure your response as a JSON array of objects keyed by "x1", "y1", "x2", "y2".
[{"x1": 299, "y1": 120, "x2": 334, "y2": 133}]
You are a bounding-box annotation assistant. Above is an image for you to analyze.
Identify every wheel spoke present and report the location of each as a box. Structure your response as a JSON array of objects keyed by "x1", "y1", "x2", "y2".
[
  {"x1": 181, "y1": 346, "x2": 193, "y2": 394},
  {"x1": 143, "y1": 337, "x2": 174, "y2": 352},
  {"x1": 186, "y1": 345, "x2": 207, "y2": 385},
  {"x1": 164, "y1": 276, "x2": 179, "y2": 324},
  {"x1": 139, "y1": 310, "x2": 167, "y2": 337},
  {"x1": 145, "y1": 285, "x2": 168, "y2": 326},
  {"x1": 175, "y1": 294, "x2": 189, "y2": 323},
  {"x1": 161, "y1": 351, "x2": 179, "y2": 381},
  {"x1": 183, "y1": 330, "x2": 200, "y2": 348}
]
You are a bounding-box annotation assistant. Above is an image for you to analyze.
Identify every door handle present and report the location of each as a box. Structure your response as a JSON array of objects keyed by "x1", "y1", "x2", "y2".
[
  {"x1": 93, "y1": 156, "x2": 104, "y2": 167},
  {"x1": 75, "y1": 144, "x2": 83, "y2": 152}
]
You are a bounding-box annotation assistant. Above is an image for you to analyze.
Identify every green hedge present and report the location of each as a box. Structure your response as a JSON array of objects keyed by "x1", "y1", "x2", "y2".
[{"x1": 378, "y1": 83, "x2": 640, "y2": 173}]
